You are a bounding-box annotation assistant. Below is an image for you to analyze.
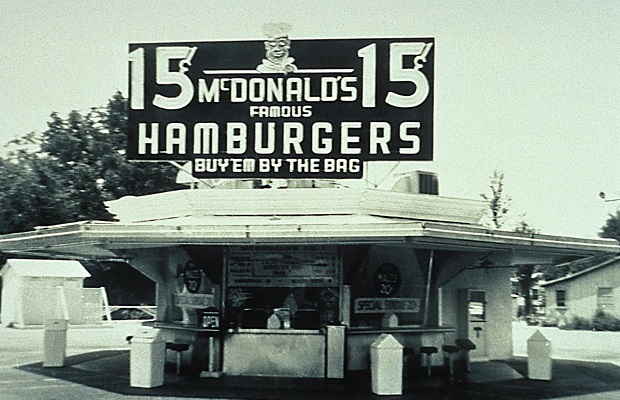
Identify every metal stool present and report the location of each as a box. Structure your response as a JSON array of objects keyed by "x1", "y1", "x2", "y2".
[
  {"x1": 420, "y1": 346, "x2": 438, "y2": 378},
  {"x1": 442, "y1": 344, "x2": 460, "y2": 377},
  {"x1": 166, "y1": 342, "x2": 190, "y2": 375},
  {"x1": 455, "y1": 339, "x2": 476, "y2": 373}
]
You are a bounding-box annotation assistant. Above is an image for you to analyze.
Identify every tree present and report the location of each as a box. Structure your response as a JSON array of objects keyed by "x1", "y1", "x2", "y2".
[
  {"x1": 600, "y1": 209, "x2": 620, "y2": 242},
  {"x1": 514, "y1": 216, "x2": 539, "y2": 317},
  {"x1": 480, "y1": 171, "x2": 540, "y2": 317},
  {"x1": 480, "y1": 170, "x2": 511, "y2": 229},
  {"x1": 0, "y1": 92, "x2": 182, "y2": 234},
  {"x1": 97, "y1": 93, "x2": 182, "y2": 199}
]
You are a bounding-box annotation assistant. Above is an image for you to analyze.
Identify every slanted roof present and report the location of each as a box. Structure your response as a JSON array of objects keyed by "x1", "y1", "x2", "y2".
[
  {"x1": 0, "y1": 259, "x2": 90, "y2": 278},
  {"x1": 0, "y1": 188, "x2": 616, "y2": 264},
  {"x1": 540, "y1": 254, "x2": 620, "y2": 287},
  {"x1": 105, "y1": 187, "x2": 487, "y2": 225}
]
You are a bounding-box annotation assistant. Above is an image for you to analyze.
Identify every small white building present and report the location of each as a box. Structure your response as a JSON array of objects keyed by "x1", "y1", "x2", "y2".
[
  {"x1": 0, "y1": 259, "x2": 93, "y2": 328},
  {"x1": 541, "y1": 255, "x2": 620, "y2": 324}
]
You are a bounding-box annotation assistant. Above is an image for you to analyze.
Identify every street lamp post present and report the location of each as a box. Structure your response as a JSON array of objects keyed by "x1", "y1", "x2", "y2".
[{"x1": 599, "y1": 192, "x2": 620, "y2": 202}]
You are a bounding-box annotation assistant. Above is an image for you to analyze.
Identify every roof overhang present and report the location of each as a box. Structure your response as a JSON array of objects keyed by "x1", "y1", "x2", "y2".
[{"x1": 0, "y1": 217, "x2": 616, "y2": 264}]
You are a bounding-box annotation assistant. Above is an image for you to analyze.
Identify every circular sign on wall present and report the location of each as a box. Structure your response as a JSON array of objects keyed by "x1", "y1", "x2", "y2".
[
  {"x1": 372, "y1": 263, "x2": 401, "y2": 297},
  {"x1": 183, "y1": 260, "x2": 202, "y2": 293}
]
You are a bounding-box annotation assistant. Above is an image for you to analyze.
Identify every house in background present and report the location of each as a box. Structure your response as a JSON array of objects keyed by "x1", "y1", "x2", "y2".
[{"x1": 541, "y1": 255, "x2": 620, "y2": 325}]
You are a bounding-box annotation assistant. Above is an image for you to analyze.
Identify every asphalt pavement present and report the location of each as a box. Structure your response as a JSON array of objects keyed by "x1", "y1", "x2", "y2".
[{"x1": 2, "y1": 321, "x2": 620, "y2": 400}]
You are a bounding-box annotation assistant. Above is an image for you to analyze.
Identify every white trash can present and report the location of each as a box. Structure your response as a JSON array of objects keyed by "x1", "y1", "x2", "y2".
[
  {"x1": 43, "y1": 319, "x2": 68, "y2": 367},
  {"x1": 370, "y1": 333, "x2": 403, "y2": 395},
  {"x1": 527, "y1": 330, "x2": 552, "y2": 380},
  {"x1": 129, "y1": 327, "x2": 166, "y2": 388}
]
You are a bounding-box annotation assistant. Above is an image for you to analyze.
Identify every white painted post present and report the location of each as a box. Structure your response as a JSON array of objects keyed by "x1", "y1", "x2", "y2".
[
  {"x1": 43, "y1": 319, "x2": 68, "y2": 367},
  {"x1": 370, "y1": 333, "x2": 403, "y2": 395},
  {"x1": 527, "y1": 330, "x2": 552, "y2": 380}
]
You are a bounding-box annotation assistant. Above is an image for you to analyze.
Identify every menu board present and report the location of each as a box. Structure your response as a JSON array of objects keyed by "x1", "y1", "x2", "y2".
[
  {"x1": 174, "y1": 293, "x2": 215, "y2": 309},
  {"x1": 227, "y1": 245, "x2": 339, "y2": 287}
]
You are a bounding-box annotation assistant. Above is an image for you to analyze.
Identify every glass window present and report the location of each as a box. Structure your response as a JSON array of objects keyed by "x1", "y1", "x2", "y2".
[
  {"x1": 556, "y1": 289, "x2": 567, "y2": 308},
  {"x1": 468, "y1": 290, "x2": 486, "y2": 322},
  {"x1": 226, "y1": 286, "x2": 338, "y2": 329},
  {"x1": 225, "y1": 245, "x2": 340, "y2": 329}
]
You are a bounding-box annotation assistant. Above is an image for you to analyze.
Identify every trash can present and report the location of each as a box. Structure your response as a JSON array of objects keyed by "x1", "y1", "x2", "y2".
[
  {"x1": 43, "y1": 319, "x2": 68, "y2": 367},
  {"x1": 129, "y1": 327, "x2": 166, "y2": 388},
  {"x1": 370, "y1": 333, "x2": 403, "y2": 395},
  {"x1": 527, "y1": 330, "x2": 552, "y2": 380}
]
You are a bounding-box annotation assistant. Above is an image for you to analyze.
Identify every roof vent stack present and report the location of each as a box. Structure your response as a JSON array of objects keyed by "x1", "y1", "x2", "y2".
[{"x1": 390, "y1": 171, "x2": 439, "y2": 195}]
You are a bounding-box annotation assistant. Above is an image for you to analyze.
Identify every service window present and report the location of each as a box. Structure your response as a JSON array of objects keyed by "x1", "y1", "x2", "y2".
[{"x1": 225, "y1": 245, "x2": 340, "y2": 329}]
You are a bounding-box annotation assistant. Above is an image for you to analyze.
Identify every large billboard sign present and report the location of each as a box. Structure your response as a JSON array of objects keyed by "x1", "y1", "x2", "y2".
[{"x1": 128, "y1": 26, "x2": 434, "y2": 178}]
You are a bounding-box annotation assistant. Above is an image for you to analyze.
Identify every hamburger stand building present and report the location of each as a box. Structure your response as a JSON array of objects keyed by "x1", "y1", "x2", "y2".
[
  {"x1": 0, "y1": 180, "x2": 617, "y2": 381},
  {"x1": 0, "y1": 29, "x2": 617, "y2": 385}
]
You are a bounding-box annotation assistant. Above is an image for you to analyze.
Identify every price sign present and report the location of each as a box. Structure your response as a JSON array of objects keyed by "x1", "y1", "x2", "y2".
[
  {"x1": 373, "y1": 263, "x2": 401, "y2": 297},
  {"x1": 128, "y1": 34, "x2": 434, "y2": 178}
]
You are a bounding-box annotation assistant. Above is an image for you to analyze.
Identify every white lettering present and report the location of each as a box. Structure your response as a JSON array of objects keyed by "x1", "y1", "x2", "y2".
[
  {"x1": 226, "y1": 122, "x2": 247, "y2": 154},
  {"x1": 230, "y1": 78, "x2": 247, "y2": 102},
  {"x1": 193, "y1": 123, "x2": 219, "y2": 154},
  {"x1": 248, "y1": 78, "x2": 265, "y2": 102},
  {"x1": 282, "y1": 122, "x2": 304, "y2": 154},
  {"x1": 138, "y1": 122, "x2": 159, "y2": 154},
  {"x1": 166, "y1": 122, "x2": 186, "y2": 154},
  {"x1": 198, "y1": 78, "x2": 220, "y2": 102},
  {"x1": 311, "y1": 122, "x2": 332, "y2": 154},
  {"x1": 255, "y1": 122, "x2": 276, "y2": 154},
  {"x1": 370, "y1": 122, "x2": 391, "y2": 154},
  {"x1": 340, "y1": 122, "x2": 361, "y2": 154},
  {"x1": 399, "y1": 122, "x2": 421, "y2": 154}
]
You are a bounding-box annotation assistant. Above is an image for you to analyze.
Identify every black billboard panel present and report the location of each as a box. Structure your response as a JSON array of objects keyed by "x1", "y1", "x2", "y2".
[{"x1": 128, "y1": 36, "x2": 434, "y2": 178}]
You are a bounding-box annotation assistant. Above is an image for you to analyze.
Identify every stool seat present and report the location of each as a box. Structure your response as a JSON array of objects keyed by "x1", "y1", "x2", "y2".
[
  {"x1": 420, "y1": 346, "x2": 438, "y2": 354},
  {"x1": 166, "y1": 343, "x2": 190, "y2": 352},
  {"x1": 166, "y1": 342, "x2": 190, "y2": 375},
  {"x1": 442, "y1": 344, "x2": 460, "y2": 378},
  {"x1": 455, "y1": 339, "x2": 476, "y2": 374},
  {"x1": 420, "y1": 346, "x2": 438, "y2": 378},
  {"x1": 455, "y1": 339, "x2": 476, "y2": 351},
  {"x1": 442, "y1": 344, "x2": 460, "y2": 353}
]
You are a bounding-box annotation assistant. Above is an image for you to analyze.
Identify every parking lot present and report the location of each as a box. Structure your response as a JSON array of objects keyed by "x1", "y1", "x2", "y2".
[{"x1": 1, "y1": 321, "x2": 620, "y2": 399}]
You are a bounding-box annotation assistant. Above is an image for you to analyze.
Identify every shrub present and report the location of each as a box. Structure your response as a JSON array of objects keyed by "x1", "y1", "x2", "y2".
[
  {"x1": 561, "y1": 316, "x2": 592, "y2": 330},
  {"x1": 540, "y1": 316, "x2": 558, "y2": 327},
  {"x1": 592, "y1": 310, "x2": 620, "y2": 331}
]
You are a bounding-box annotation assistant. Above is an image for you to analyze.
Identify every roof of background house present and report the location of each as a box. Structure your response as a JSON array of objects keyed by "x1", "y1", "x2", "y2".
[
  {"x1": 540, "y1": 254, "x2": 620, "y2": 287},
  {"x1": 0, "y1": 259, "x2": 90, "y2": 278}
]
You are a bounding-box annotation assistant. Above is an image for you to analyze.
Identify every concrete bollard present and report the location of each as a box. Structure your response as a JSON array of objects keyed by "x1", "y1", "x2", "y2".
[
  {"x1": 370, "y1": 333, "x2": 403, "y2": 395},
  {"x1": 527, "y1": 330, "x2": 552, "y2": 380}
]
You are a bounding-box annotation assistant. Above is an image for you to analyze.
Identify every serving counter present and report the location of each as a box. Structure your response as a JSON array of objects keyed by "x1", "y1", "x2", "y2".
[
  {"x1": 346, "y1": 325, "x2": 455, "y2": 371},
  {"x1": 223, "y1": 328, "x2": 326, "y2": 377}
]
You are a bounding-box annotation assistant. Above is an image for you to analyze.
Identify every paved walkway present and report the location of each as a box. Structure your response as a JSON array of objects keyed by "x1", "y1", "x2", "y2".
[
  {"x1": 512, "y1": 321, "x2": 620, "y2": 366},
  {"x1": 2, "y1": 322, "x2": 620, "y2": 399}
]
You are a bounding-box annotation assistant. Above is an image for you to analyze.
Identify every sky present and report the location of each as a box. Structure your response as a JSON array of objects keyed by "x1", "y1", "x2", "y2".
[{"x1": 1, "y1": 0, "x2": 619, "y2": 239}]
